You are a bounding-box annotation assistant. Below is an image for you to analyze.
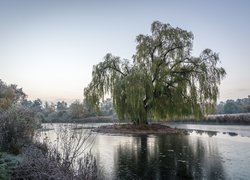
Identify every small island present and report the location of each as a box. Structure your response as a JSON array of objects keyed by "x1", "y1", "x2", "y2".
[{"x1": 93, "y1": 123, "x2": 181, "y2": 135}]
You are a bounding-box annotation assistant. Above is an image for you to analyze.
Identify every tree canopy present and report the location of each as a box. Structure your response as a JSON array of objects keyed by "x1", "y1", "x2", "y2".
[
  {"x1": 84, "y1": 21, "x2": 226, "y2": 125},
  {"x1": 0, "y1": 79, "x2": 26, "y2": 110}
]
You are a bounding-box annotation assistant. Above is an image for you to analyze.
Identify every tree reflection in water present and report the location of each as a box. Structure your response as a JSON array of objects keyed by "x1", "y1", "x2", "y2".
[{"x1": 114, "y1": 134, "x2": 226, "y2": 179}]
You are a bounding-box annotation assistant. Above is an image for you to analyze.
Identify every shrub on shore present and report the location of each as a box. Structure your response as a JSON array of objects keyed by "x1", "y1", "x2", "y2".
[
  {"x1": 0, "y1": 105, "x2": 39, "y2": 154},
  {"x1": 12, "y1": 126, "x2": 101, "y2": 180},
  {"x1": 0, "y1": 141, "x2": 102, "y2": 180}
]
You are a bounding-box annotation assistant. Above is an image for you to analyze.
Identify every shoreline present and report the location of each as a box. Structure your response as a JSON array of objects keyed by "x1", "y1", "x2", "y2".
[{"x1": 41, "y1": 113, "x2": 250, "y2": 125}]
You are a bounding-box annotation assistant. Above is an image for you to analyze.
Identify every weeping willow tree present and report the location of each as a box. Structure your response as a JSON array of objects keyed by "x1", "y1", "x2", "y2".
[{"x1": 84, "y1": 21, "x2": 226, "y2": 125}]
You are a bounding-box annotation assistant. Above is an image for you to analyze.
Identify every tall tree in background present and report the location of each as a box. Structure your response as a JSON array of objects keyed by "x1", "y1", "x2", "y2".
[
  {"x1": 57, "y1": 101, "x2": 67, "y2": 111},
  {"x1": 0, "y1": 79, "x2": 26, "y2": 110},
  {"x1": 31, "y1": 99, "x2": 43, "y2": 113},
  {"x1": 84, "y1": 21, "x2": 226, "y2": 125},
  {"x1": 69, "y1": 100, "x2": 84, "y2": 119}
]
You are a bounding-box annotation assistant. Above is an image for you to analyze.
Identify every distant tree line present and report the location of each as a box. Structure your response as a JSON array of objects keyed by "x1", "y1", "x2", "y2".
[
  {"x1": 1, "y1": 78, "x2": 115, "y2": 124},
  {"x1": 20, "y1": 98, "x2": 115, "y2": 123},
  {"x1": 216, "y1": 96, "x2": 250, "y2": 114}
]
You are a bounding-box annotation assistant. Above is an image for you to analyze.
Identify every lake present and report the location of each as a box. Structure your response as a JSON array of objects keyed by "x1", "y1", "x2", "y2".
[{"x1": 40, "y1": 123, "x2": 250, "y2": 179}]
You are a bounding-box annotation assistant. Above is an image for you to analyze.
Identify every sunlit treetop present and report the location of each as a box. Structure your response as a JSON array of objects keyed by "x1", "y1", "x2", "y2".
[{"x1": 84, "y1": 21, "x2": 226, "y2": 125}]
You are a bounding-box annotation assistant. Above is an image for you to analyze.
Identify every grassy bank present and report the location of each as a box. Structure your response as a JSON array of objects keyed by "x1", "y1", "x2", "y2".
[{"x1": 164, "y1": 113, "x2": 250, "y2": 125}]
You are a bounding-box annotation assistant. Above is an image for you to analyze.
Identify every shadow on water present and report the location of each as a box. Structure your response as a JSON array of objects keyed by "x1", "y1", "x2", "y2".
[{"x1": 113, "y1": 135, "x2": 226, "y2": 180}]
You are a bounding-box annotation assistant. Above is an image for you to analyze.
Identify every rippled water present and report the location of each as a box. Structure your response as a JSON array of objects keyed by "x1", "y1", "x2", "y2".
[{"x1": 41, "y1": 123, "x2": 250, "y2": 180}]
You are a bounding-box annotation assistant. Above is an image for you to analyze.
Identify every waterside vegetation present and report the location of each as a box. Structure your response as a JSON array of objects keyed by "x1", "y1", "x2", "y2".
[{"x1": 0, "y1": 79, "x2": 101, "y2": 179}]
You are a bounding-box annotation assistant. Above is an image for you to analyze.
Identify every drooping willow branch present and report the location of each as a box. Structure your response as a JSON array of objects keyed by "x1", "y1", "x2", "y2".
[{"x1": 84, "y1": 21, "x2": 226, "y2": 124}]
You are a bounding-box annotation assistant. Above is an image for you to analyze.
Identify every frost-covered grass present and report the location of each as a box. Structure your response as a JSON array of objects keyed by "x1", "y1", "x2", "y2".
[{"x1": 0, "y1": 152, "x2": 21, "y2": 179}]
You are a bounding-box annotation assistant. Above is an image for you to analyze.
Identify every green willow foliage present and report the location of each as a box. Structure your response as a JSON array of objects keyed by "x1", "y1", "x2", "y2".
[{"x1": 84, "y1": 21, "x2": 226, "y2": 124}]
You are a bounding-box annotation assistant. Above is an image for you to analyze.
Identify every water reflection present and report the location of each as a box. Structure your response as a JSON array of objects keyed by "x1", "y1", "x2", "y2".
[
  {"x1": 113, "y1": 135, "x2": 226, "y2": 179},
  {"x1": 188, "y1": 130, "x2": 218, "y2": 137},
  {"x1": 40, "y1": 124, "x2": 250, "y2": 179},
  {"x1": 167, "y1": 123, "x2": 250, "y2": 137}
]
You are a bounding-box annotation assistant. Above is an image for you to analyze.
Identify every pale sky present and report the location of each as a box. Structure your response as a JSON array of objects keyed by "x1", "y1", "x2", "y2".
[{"x1": 0, "y1": 0, "x2": 250, "y2": 103}]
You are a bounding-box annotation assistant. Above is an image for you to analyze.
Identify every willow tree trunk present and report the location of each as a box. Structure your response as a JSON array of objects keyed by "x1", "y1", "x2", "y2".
[{"x1": 133, "y1": 105, "x2": 149, "y2": 125}]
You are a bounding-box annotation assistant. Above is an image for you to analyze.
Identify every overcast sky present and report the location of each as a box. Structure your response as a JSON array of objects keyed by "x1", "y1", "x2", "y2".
[{"x1": 0, "y1": 0, "x2": 249, "y2": 103}]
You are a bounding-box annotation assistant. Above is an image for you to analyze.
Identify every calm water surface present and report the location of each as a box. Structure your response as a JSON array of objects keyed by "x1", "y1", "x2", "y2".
[{"x1": 41, "y1": 123, "x2": 250, "y2": 180}]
